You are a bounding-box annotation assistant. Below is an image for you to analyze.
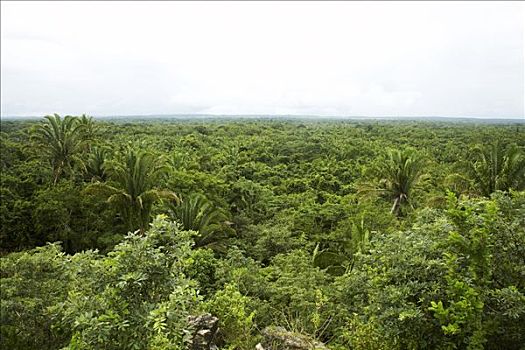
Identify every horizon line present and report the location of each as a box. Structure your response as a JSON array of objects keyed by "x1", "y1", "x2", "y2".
[{"x1": 1, "y1": 113, "x2": 524, "y2": 120}]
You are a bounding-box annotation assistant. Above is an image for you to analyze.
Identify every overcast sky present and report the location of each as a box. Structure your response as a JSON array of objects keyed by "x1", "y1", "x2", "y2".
[{"x1": 1, "y1": 1, "x2": 524, "y2": 118}]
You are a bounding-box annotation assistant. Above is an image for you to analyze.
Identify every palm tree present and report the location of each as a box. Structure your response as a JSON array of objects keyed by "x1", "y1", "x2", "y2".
[
  {"x1": 77, "y1": 114, "x2": 97, "y2": 151},
  {"x1": 86, "y1": 147, "x2": 178, "y2": 233},
  {"x1": 312, "y1": 212, "x2": 371, "y2": 276},
  {"x1": 468, "y1": 142, "x2": 525, "y2": 197},
  {"x1": 358, "y1": 148, "x2": 426, "y2": 216},
  {"x1": 32, "y1": 114, "x2": 84, "y2": 185},
  {"x1": 83, "y1": 146, "x2": 108, "y2": 182},
  {"x1": 383, "y1": 148, "x2": 426, "y2": 216},
  {"x1": 168, "y1": 193, "x2": 233, "y2": 249}
]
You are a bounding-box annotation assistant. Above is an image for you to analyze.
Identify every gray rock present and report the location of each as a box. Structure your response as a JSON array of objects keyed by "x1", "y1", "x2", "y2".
[
  {"x1": 258, "y1": 326, "x2": 328, "y2": 350},
  {"x1": 187, "y1": 313, "x2": 219, "y2": 350}
]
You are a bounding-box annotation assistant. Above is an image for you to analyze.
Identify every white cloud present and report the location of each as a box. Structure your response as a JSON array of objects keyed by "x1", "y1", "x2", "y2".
[{"x1": 1, "y1": 1, "x2": 523, "y2": 117}]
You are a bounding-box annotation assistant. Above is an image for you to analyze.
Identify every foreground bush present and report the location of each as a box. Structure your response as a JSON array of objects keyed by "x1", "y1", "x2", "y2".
[
  {"x1": 1, "y1": 194, "x2": 524, "y2": 349},
  {"x1": 1, "y1": 217, "x2": 201, "y2": 350}
]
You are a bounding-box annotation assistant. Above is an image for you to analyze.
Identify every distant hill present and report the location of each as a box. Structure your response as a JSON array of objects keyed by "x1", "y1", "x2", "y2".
[{"x1": 1, "y1": 114, "x2": 523, "y2": 124}]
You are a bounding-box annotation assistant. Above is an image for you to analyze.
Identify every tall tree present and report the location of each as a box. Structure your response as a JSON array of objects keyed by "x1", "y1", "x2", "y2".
[
  {"x1": 168, "y1": 193, "x2": 233, "y2": 249},
  {"x1": 77, "y1": 114, "x2": 97, "y2": 151},
  {"x1": 383, "y1": 149, "x2": 426, "y2": 215},
  {"x1": 83, "y1": 146, "x2": 108, "y2": 182},
  {"x1": 32, "y1": 114, "x2": 84, "y2": 185},
  {"x1": 86, "y1": 148, "x2": 178, "y2": 233},
  {"x1": 468, "y1": 142, "x2": 525, "y2": 197}
]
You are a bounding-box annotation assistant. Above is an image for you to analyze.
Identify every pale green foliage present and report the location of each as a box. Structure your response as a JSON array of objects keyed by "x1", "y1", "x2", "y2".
[
  {"x1": 335, "y1": 193, "x2": 525, "y2": 349},
  {"x1": 216, "y1": 249, "x2": 333, "y2": 340},
  {"x1": 204, "y1": 283, "x2": 257, "y2": 349},
  {"x1": 59, "y1": 216, "x2": 201, "y2": 349},
  {"x1": 428, "y1": 192, "x2": 524, "y2": 349},
  {"x1": 468, "y1": 142, "x2": 525, "y2": 196},
  {"x1": 77, "y1": 114, "x2": 97, "y2": 144},
  {"x1": 358, "y1": 148, "x2": 426, "y2": 216},
  {"x1": 335, "y1": 224, "x2": 446, "y2": 349},
  {"x1": 383, "y1": 148, "x2": 426, "y2": 215},
  {"x1": 1, "y1": 217, "x2": 202, "y2": 350}
]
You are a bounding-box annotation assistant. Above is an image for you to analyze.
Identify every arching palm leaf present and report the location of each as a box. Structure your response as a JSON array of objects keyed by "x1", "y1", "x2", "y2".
[
  {"x1": 82, "y1": 146, "x2": 108, "y2": 182},
  {"x1": 384, "y1": 149, "x2": 426, "y2": 215},
  {"x1": 85, "y1": 147, "x2": 177, "y2": 233},
  {"x1": 358, "y1": 148, "x2": 425, "y2": 216},
  {"x1": 32, "y1": 114, "x2": 85, "y2": 184},
  {"x1": 168, "y1": 193, "x2": 233, "y2": 249},
  {"x1": 468, "y1": 142, "x2": 524, "y2": 196}
]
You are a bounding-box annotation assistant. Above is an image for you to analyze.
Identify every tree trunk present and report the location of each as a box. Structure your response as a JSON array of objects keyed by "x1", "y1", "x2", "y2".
[{"x1": 390, "y1": 197, "x2": 400, "y2": 216}]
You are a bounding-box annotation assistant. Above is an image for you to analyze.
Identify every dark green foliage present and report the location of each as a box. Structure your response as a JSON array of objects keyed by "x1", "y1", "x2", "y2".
[
  {"x1": 32, "y1": 114, "x2": 86, "y2": 184},
  {"x1": 85, "y1": 147, "x2": 178, "y2": 233},
  {"x1": 82, "y1": 146, "x2": 108, "y2": 182},
  {"x1": 168, "y1": 193, "x2": 234, "y2": 249},
  {"x1": 1, "y1": 117, "x2": 524, "y2": 349},
  {"x1": 1, "y1": 244, "x2": 70, "y2": 349}
]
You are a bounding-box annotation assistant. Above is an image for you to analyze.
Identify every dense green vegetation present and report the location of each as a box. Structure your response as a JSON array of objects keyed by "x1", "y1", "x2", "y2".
[{"x1": 1, "y1": 116, "x2": 524, "y2": 349}]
